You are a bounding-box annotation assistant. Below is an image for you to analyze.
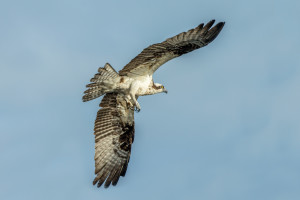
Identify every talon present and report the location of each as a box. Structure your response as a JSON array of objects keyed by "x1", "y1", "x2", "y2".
[
  {"x1": 135, "y1": 103, "x2": 141, "y2": 112},
  {"x1": 128, "y1": 93, "x2": 141, "y2": 112}
]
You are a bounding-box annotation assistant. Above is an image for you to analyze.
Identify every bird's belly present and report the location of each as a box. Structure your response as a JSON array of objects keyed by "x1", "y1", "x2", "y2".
[
  {"x1": 134, "y1": 76, "x2": 152, "y2": 96},
  {"x1": 117, "y1": 76, "x2": 151, "y2": 96}
]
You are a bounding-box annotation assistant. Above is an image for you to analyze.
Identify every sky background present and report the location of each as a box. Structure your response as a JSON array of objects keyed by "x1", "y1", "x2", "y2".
[{"x1": 1, "y1": 0, "x2": 300, "y2": 199}]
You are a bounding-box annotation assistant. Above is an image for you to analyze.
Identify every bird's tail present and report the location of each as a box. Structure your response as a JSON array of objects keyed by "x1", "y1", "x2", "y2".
[{"x1": 83, "y1": 63, "x2": 120, "y2": 102}]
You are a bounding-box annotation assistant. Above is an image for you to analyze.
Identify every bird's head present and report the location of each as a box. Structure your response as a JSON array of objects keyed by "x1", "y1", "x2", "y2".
[{"x1": 153, "y1": 83, "x2": 168, "y2": 94}]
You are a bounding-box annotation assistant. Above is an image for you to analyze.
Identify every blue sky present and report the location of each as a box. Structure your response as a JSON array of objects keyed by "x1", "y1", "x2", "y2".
[{"x1": 1, "y1": 0, "x2": 300, "y2": 199}]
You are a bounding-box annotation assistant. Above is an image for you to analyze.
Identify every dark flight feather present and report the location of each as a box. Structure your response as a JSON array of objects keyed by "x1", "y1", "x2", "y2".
[
  {"x1": 92, "y1": 93, "x2": 135, "y2": 188},
  {"x1": 119, "y1": 20, "x2": 225, "y2": 77}
]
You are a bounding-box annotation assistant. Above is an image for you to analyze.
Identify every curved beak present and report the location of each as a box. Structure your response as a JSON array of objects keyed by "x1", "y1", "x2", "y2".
[{"x1": 163, "y1": 89, "x2": 168, "y2": 94}]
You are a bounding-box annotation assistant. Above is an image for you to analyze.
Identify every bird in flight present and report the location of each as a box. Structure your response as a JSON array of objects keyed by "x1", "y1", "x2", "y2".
[{"x1": 83, "y1": 20, "x2": 225, "y2": 188}]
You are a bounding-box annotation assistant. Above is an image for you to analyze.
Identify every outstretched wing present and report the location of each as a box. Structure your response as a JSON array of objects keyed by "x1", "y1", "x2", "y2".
[
  {"x1": 119, "y1": 20, "x2": 225, "y2": 77},
  {"x1": 93, "y1": 93, "x2": 135, "y2": 188}
]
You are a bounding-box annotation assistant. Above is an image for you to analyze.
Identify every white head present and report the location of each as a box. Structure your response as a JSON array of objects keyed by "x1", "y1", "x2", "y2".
[{"x1": 146, "y1": 83, "x2": 168, "y2": 95}]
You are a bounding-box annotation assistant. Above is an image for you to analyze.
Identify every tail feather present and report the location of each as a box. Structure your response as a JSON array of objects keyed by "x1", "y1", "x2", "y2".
[
  {"x1": 83, "y1": 90, "x2": 105, "y2": 102},
  {"x1": 91, "y1": 70, "x2": 118, "y2": 83},
  {"x1": 103, "y1": 63, "x2": 118, "y2": 73},
  {"x1": 83, "y1": 63, "x2": 119, "y2": 102}
]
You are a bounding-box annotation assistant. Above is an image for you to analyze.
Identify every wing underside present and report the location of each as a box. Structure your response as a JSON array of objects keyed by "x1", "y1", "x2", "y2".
[
  {"x1": 119, "y1": 20, "x2": 225, "y2": 77},
  {"x1": 93, "y1": 93, "x2": 135, "y2": 188}
]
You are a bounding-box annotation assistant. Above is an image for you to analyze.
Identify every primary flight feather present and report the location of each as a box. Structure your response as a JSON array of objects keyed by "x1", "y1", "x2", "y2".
[{"x1": 83, "y1": 20, "x2": 225, "y2": 188}]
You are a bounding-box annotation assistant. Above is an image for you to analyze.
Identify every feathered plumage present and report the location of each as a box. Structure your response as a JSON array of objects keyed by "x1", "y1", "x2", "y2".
[
  {"x1": 119, "y1": 20, "x2": 224, "y2": 77},
  {"x1": 93, "y1": 93, "x2": 134, "y2": 188},
  {"x1": 83, "y1": 20, "x2": 225, "y2": 188}
]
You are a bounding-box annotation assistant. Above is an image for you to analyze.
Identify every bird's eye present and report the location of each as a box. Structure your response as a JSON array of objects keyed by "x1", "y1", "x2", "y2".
[{"x1": 161, "y1": 86, "x2": 164, "y2": 89}]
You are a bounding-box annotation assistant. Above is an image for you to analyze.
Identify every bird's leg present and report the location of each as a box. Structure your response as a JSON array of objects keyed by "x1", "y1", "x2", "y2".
[
  {"x1": 130, "y1": 93, "x2": 141, "y2": 112},
  {"x1": 134, "y1": 101, "x2": 141, "y2": 112},
  {"x1": 124, "y1": 95, "x2": 134, "y2": 110}
]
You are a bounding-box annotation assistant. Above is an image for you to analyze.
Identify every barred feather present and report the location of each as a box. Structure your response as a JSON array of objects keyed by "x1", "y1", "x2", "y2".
[
  {"x1": 83, "y1": 63, "x2": 119, "y2": 102},
  {"x1": 119, "y1": 20, "x2": 225, "y2": 77},
  {"x1": 92, "y1": 93, "x2": 134, "y2": 188}
]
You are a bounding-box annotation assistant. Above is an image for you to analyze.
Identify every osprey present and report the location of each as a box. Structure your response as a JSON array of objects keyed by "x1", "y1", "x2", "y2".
[{"x1": 83, "y1": 20, "x2": 225, "y2": 188}]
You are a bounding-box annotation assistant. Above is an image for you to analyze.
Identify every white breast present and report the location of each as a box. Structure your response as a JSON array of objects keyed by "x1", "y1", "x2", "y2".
[
  {"x1": 133, "y1": 75, "x2": 152, "y2": 96},
  {"x1": 117, "y1": 75, "x2": 152, "y2": 96}
]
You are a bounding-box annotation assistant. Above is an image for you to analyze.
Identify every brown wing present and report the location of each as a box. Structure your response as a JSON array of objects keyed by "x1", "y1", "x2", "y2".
[
  {"x1": 119, "y1": 20, "x2": 225, "y2": 77},
  {"x1": 93, "y1": 93, "x2": 135, "y2": 188}
]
